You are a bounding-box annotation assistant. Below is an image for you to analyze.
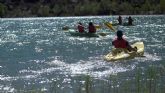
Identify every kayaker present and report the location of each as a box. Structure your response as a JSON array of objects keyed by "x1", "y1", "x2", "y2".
[
  {"x1": 78, "y1": 22, "x2": 85, "y2": 33},
  {"x1": 112, "y1": 30, "x2": 137, "y2": 51},
  {"x1": 88, "y1": 22, "x2": 96, "y2": 33},
  {"x1": 117, "y1": 15, "x2": 122, "y2": 25},
  {"x1": 128, "y1": 16, "x2": 133, "y2": 25}
]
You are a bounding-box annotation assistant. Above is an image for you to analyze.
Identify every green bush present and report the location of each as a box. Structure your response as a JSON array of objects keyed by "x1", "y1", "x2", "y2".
[
  {"x1": 118, "y1": 2, "x2": 133, "y2": 14},
  {"x1": 52, "y1": 4, "x2": 62, "y2": 16},
  {"x1": 31, "y1": 3, "x2": 41, "y2": 15},
  {"x1": 160, "y1": 0, "x2": 165, "y2": 13},
  {"x1": 141, "y1": 0, "x2": 152, "y2": 12},
  {"x1": 38, "y1": 5, "x2": 50, "y2": 17},
  {"x1": 0, "y1": 0, "x2": 165, "y2": 17},
  {"x1": 0, "y1": 3, "x2": 7, "y2": 17}
]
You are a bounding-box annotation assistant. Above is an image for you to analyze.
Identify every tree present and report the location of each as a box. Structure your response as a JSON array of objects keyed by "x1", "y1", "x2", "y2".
[
  {"x1": 110, "y1": 0, "x2": 118, "y2": 14},
  {"x1": 118, "y1": 2, "x2": 133, "y2": 14},
  {"x1": 141, "y1": 0, "x2": 151, "y2": 12},
  {"x1": 38, "y1": 5, "x2": 50, "y2": 16},
  {"x1": 160, "y1": 0, "x2": 165, "y2": 13},
  {"x1": 52, "y1": 4, "x2": 62, "y2": 16},
  {"x1": 0, "y1": 3, "x2": 7, "y2": 17}
]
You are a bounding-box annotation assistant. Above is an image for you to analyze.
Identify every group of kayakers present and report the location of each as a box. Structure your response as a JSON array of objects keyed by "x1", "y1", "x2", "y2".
[
  {"x1": 77, "y1": 16, "x2": 136, "y2": 52},
  {"x1": 77, "y1": 22, "x2": 96, "y2": 33},
  {"x1": 77, "y1": 16, "x2": 133, "y2": 33},
  {"x1": 118, "y1": 15, "x2": 133, "y2": 25}
]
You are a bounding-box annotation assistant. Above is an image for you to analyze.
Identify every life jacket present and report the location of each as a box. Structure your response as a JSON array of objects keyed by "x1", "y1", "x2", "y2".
[
  {"x1": 113, "y1": 38, "x2": 127, "y2": 48},
  {"x1": 78, "y1": 25, "x2": 84, "y2": 33},
  {"x1": 88, "y1": 25, "x2": 96, "y2": 33}
]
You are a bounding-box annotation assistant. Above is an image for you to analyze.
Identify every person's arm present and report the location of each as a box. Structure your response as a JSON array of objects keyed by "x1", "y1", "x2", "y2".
[
  {"x1": 112, "y1": 41, "x2": 114, "y2": 46},
  {"x1": 126, "y1": 41, "x2": 137, "y2": 51}
]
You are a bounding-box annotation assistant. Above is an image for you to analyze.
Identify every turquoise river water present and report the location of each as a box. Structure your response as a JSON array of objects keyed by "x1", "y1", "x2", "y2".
[{"x1": 0, "y1": 15, "x2": 164, "y2": 92}]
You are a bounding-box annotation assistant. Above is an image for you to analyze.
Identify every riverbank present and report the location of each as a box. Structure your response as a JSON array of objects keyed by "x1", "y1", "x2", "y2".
[{"x1": 0, "y1": 0, "x2": 165, "y2": 18}]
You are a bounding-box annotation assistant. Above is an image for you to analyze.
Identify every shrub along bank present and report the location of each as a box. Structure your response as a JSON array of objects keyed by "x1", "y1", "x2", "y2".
[{"x1": 0, "y1": 0, "x2": 165, "y2": 17}]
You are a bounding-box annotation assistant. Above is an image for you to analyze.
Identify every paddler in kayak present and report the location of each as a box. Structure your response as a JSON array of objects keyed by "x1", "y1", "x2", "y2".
[
  {"x1": 112, "y1": 30, "x2": 137, "y2": 52},
  {"x1": 117, "y1": 15, "x2": 122, "y2": 25},
  {"x1": 128, "y1": 16, "x2": 133, "y2": 25},
  {"x1": 77, "y1": 22, "x2": 85, "y2": 33},
  {"x1": 88, "y1": 22, "x2": 96, "y2": 33}
]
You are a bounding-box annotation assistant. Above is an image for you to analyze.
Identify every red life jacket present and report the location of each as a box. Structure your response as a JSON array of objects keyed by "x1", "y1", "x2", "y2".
[
  {"x1": 78, "y1": 25, "x2": 84, "y2": 33},
  {"x1": 88, "y1": 25, "x2": 96, "y2": 33},
  {"x1": 113, "y1": 38, "x2": 127, "y2": 48}
]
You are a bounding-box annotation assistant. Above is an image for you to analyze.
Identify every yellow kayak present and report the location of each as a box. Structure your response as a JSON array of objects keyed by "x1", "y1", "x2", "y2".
[{"x1": 104, "y1": 42, "x2": 144, "y2": 61}]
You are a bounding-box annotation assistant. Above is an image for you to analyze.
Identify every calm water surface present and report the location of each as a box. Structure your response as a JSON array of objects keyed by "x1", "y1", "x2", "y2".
[{"x1": 0, "y1": 15, "x2": 164, "y2": 92}]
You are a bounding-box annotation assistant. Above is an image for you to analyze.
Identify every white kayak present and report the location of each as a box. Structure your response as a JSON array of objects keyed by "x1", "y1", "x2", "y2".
[{"x1": 104, "y1": 42, "x2": 144, "y2": 61}]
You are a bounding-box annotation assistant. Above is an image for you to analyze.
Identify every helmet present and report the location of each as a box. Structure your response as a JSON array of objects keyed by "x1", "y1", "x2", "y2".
[
  {"x1": 89, "y1": 22, "x2": 93, "y2": 26},
  {"x1": 116, "y1": 30, "x2": 123, "y2": 38}
]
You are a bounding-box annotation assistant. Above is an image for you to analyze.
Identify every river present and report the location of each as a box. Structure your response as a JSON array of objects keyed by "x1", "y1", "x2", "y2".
[{"x1": 0, "y1": 15, "x2": 164, "y2": 92}]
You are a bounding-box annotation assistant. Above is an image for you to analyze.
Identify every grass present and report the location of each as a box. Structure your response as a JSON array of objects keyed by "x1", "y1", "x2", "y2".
[{"x1": 17, "y1": 64, "x2": 165, "y2": 93}]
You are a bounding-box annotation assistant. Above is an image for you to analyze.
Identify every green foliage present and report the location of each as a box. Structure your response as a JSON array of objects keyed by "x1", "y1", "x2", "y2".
[
  {"x1": 0, "y1": 0, "x2": 164, "y2": 17},
  {"x1": 134, "y1": 7, "x2": 141, "y2": 14},
  {"x1": 74, "y1": 3, "x2": 82, "y2": 16},
  {"x1": 52, "y1": 4, "x2": 62, "y2": 16},
  {"x1": 100, "y1": 0, "x2": 111, "y2": 11},
  {"x1": 74, "y1": 2, "x2": 100, "y2": 16},
  {"x1": 0, "y1": 3, "x2": 7, "y2": 17},
  {"x1": 31, "y1": 3, "x2": 41, "y2": 15},
  {"x1": 141, "y1": 0, "x2": 152, "y2": 12},
  {"x1": 153, "y1": 5, "x2": 161, "y2": 14},
  {"x1": 90, "y1": 2, "x2": 101, "y2": 15},
  {"x1": 118, "y1": 2, "x2": 133, "y2": 14},
  {"x1": 38, "y1": 5, "x2": 50, "y2": 17},
  {"x1": 110, "y1": 1, "x2": 118, "y2": 11},
  {"x1": 81, "y1": 4, "x2": 91, "y2": 15},
  {"x1": 135, "y1": 68, "x2": 142, "y2": 93},
  {"x1": 85, "y1": 75, "x2": 92, "y2": 93},
  {"x1": 160, "y1": 0, "x2": 165, "y2": 13}
]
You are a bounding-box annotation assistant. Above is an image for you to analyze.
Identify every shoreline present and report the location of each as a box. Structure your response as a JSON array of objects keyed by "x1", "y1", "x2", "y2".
[
  {"x1": 0, "y1": 0, "x2": 164, "y2": 18},
  {"x1": 0, "y1": 14, "x2": 164, "y2": 19}
]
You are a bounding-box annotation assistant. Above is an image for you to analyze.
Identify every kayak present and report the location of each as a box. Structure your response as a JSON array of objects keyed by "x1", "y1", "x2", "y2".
[
  {"x1": 112, "y1": 23, "x2": 134, "y2": 26},
  {"x1": 112, "y1": 23, "x2": 119, "y2": 26},
  {"x1": 69, "y1": 29, "x2": 99, "y2": 37},
  {"x1": 104, "y1": 21, "x2": 134, "y2": 28},
  {"x1": 122, "y1": 23, "x2": 134, "y2": 26},
  {"x1": 108, "y1": 23, "x2": 134, "y2": 26},
  {"x1": 62, "y1": 25, "x2": 101, "y2": 30},
  {"x1": 104, "y1": 42, "x2": 144, "y2": 61}
]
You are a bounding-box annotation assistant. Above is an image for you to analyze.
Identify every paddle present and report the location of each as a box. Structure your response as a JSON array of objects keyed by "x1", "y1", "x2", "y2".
[
  {"x1": 104, "y1": 22, "x2": 116, "y2": 31},
  {"x1": 95, "y1": 25, "x2": 101, "y2": 29}
]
